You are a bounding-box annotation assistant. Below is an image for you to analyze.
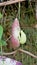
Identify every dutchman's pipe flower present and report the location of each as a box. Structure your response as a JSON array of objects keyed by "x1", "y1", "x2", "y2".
[{"x1": 11, "y1": 18, "x2": 26, "y2": 49}]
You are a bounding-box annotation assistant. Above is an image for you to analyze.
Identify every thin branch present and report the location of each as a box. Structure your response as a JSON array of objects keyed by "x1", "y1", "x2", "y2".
[
  {"x1": 0, "y1": 0, "x2": 25, "y2": 6},
  {"x1": 0, "y1": 48, "x2": 37, "y2": 59},
  {"x1": 6, "y1": 35, "x2": 12, "y2": 42},
  {"x1": 0, "y1": 0, "x2": 36, "y2": 7},
  {"x1": 19, "y1": 48, "x2": 37, "y2": 59},
  {"x1": 2, "y1": 50, "x2": 17, "y2": 55}
]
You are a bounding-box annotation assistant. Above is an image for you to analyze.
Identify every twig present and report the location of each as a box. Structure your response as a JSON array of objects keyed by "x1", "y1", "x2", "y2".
[
  {"x1": 0, "y1": 48, "x2": 37, "y2": 59},
  {"x1": 0, "y1": 0, "x2": 25, "y2": 6},
  {"x1": 6, "y1": 35, "x2": 12, "y2": 42},
  {"x1": 2, "y1": 50, "x2": 17, "y2": 55},
  {"x1": 19, "y1": 48, "x2": 37, "y2": 59}
]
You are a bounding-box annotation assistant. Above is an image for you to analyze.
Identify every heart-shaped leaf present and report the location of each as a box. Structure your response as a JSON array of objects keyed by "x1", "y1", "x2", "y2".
[
  {"x1": 0, "y1": 25, "x2": 3, "y2": 40},
  {"x1": 0, "y1": 40, "x2": 7, "y2": 46}
]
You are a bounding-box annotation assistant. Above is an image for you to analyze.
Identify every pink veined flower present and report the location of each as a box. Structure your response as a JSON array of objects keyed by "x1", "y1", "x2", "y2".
[{"x1": 11, "y1": 18, "x2": 20, "y2": 49}]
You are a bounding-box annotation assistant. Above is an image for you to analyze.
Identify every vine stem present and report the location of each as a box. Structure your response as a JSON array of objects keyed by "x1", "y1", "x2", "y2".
[
  {"x1": 19, "y1": 48, "x2": 37, "y2": 59},
  {"x1": 18, "y1": 2, "x2": 20, "y2": 20},
  {"x1": 6, "y1": 35, "x2": 12, "y2": 42},
  {"x1": 18, "y1": 2, "x2": 24, "y2": 63},
  {"x1": 22, "y1": 45, "x2": 23, "y2": 63},
  {"x1": 0, "y1": 48, "x2": 37, "y2": 59},
  {"x1": 1, "y1": 44, "x2": 3, "y2": 56},
  {"x1": 0, "y1": 0, "x2": 25, "y2": 6},
  {"x1": 1, "y1": 44, "x2": 4, "y2": 65}
]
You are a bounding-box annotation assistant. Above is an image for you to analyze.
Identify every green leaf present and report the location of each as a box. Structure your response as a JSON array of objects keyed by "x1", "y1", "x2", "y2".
[
  {"x1": 0, "y1": 40, "x2": 7, "y2": 46},
  {"x1": 0, "y1": 25, "x2": 3, "y2": 40},
  {"x1": 0, "y1": 13, "x2": 3, "y2": 19}
]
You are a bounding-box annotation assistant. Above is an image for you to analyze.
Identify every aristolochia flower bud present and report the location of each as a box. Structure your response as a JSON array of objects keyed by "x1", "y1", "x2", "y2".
[{"x1": 11, "y1": 18, "x2": 20, "y2": 49}]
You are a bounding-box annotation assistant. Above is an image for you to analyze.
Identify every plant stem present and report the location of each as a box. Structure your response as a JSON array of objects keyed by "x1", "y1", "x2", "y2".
[
  {"x1": 22, "y1": 45, "x2": 23, "y2": 63},
  {"x1": 0, "y1": 0, "x2": 25, "y2": 6},
  {"x1": 1, "y1": 44, "x2": 3, "y2": 56},
  {"x1": 18, "y1": 2, "x2": 20, "y2": 20}
]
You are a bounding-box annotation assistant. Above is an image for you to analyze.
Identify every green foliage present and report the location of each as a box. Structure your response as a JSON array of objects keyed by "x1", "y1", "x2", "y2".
[
  {"x1": 0, "y1": 40, "x2": 7, "y2": 46},
  {"x1": 0, "y1": 25, "x2": 7, "y2": 46}
]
